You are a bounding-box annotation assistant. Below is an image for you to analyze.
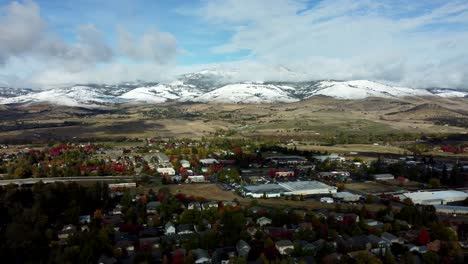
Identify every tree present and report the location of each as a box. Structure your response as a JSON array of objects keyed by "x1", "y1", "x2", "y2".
[
  {"x1": 383, "y1": 247, "x2": 396, "y2": 264},
  {"x1": 428, "y1": 178, "x2": 440, "y2": 189},
  {"x1": 422, "y1": 251, "x2": 439, "y2": 264},
  {"x1": 417, "y1": 227, "x2": 430, "y2": 245}
]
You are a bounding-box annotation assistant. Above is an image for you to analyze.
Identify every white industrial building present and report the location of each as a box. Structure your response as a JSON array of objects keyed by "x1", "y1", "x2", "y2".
[
  {"x1": 433, "y1": 205, "x2": 468, "y2": 215},
  {"x1": 402, "y1": 190, "x2": 468, "y2": 205},
  {"x1": 242, "y1": 181, "x2": 337, "y2": 198},
  {"x1": 242, "y1": 184, "x2": 285, "y2": 198},
  {"x1": 333, "y1": 192, "x2": 362, "y2": 202},
  {"x1": 280, "y1": 181, "x2": 337, "y2": 196}
]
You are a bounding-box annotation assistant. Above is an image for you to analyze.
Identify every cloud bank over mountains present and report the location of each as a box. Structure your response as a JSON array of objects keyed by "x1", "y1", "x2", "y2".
[{"x1": 1, "y1": 0, "x2": 468, "y2": 89}]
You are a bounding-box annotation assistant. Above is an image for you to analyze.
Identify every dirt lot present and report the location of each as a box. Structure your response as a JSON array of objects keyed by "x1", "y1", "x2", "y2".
[
  {"x1": 345, "y1": 181, "x2": 405, "y2": 195},
  {"x1": 153, "y1": 183, "x2": 390, "y2": 212}
]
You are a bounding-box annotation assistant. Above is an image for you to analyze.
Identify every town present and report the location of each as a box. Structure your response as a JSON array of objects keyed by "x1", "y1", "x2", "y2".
[{"x1": 0, "y1": 138, "x2": 467, "y2": 263}]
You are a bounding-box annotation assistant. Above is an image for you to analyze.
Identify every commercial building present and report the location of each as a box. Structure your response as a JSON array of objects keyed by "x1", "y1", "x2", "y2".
[
  {"x1": 242, "y1": 184, "x2": 285, "y2": 198},
  {"x1": 242, "y1": 181, "x2": 337, "y2": 198},
  {"x1": 433, "y1": 205, "x2": 468, "y2": 215},
  {"x1": 280, "y1": 181, "x2": 337, "y2": 196},
  {"x1": 333, "y1": 192, "x2": 362, "y2": 202},
  {"x1": 401, "y1": 190, "x2": 468, "y2": 205}
]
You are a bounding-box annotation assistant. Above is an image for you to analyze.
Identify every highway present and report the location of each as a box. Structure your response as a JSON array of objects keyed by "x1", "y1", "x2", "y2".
[{"x1": 0, "y1": 176, "x2": 140, "y2": 186}]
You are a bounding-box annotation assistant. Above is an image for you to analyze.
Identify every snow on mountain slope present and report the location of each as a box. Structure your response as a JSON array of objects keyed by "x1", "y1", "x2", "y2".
[
  {"x1": 192, "y1": 83, "x2": 298, "y2": 104},
  {"x1": 308, "y1": 80, "x2": 433, "y2": 99},
  {"x1": 0, "y1": 76, "x2": 466, "y2": 108},
  {"x1": 119, "y1": 82, "x2": 203, "y2": 103},
  {"x1": 0, "y1": 86, "x2": 124, "y2": 107},
  {"x1": 429, "y1": 89, "x2": 467, "y2": 98}
]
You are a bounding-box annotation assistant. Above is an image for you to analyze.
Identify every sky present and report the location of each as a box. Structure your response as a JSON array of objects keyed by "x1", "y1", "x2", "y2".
[{"x1": 0, "y1": 0, "x2": 468, "y2": 89}]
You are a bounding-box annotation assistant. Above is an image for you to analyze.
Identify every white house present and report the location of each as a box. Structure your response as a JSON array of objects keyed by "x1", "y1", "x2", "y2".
[
  {"x1": 165, "y1": 222, "x2": 176, "y2": 235},
  {"x1": 181, "y1": 160, "x2": 191, "y2": 168},
  {"x1": 276, "y1": 240, "x2": 294, "y2": 255},
  {"x1": 186, "y1": 175, "x2": 205, "y2": 183},
  {"x1": 256, "y1": 217, "x2": 272, "y2": 227},
  {"x1": 157, "y1": 167, "x2": 176, "y2": 176}
]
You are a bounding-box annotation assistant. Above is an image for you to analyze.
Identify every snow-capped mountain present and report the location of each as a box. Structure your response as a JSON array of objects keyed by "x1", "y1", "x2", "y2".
[
  {"x1": 305, "y1": 80, "x2": 434, "y2": 99},
  {"x1": 0, "y1": 71, "x2": 466, "y2": 107},
  {"x1": 192, "y1": 83, "x2": 298, "y2": 104},
  {"x1": 0, "y1": 86, "x2": 127, "y2": 107},
  {"x1": 119, "y1": 81, "x2": 203, "y2": 103}
]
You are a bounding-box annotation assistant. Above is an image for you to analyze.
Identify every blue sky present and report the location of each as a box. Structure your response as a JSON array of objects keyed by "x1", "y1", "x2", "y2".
[{"x1": 0, "y1": 0, "x2": 468, "y2": 88}]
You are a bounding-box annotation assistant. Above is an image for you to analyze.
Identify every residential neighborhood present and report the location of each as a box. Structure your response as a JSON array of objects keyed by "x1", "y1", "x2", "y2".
[{"x1": 0, "y1": 138, "x2": 467, "y2": 263}]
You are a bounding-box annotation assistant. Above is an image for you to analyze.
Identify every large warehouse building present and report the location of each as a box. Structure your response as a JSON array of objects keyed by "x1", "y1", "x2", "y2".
[
  {"x1": 401, "y1": 190, "x2": 468, "y2": 205},
  {"x1": 242, "y1": 181, "x2": 337, "y2": 198}
]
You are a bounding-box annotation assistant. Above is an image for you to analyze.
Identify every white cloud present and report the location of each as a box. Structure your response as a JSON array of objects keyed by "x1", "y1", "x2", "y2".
[
  {"x1": 0, "y1": 0, "x2": 112, "y2": 70},
  {"x1": 0, "y1": 1, "x2": 178, "y2": 88},
  {"x1": 189, "y1": 0, "x2": 468, "y2": 89},
  {"x1": 118, "y1": 28, "x2": 178, "y2": 64},
  {"x1": 0, "y1": 0, "x2": 46, "y2": 63}
]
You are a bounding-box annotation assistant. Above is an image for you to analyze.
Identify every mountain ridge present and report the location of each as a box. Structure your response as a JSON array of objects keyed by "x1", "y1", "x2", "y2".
[{"x1": 0, "y1": 72, "x2": 466, "y2": 107}]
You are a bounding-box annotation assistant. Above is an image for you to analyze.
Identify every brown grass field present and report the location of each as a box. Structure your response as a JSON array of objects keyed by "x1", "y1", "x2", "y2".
[{"x1": 151, "y1": 183, "x2": 391, "y2": 212}]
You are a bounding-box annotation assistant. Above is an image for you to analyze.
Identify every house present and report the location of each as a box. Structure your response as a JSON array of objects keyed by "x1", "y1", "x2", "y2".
[
  {"x1": 155, "y1": 152, "x2": 170, "y2": 164},
  {"x1": 177, "y1": 224, "x2": 194, "y2": 235},
  {"x1": 193, "y1": 248, "x2": 211, "y2": 264},
  {"x1": 165, "y1": 222, "x2": 176, "y2": 235},
  {"x1": 275, "y1": 240, "x2": 294, "y2": 255},
  {"x1": 365, "y1": 219, "x2": 384, "y2": 229},
  {"x1": 246, "y1": 226, "x2": 259, "y2": 237},
  {"x1": 181, "y1": 160, "x2": 191, "y2": 168},
  {"x1": 372, "y1": 174, "x2": 395, "y2": 181},
  {"x1": 146, "y1": 201, "x2": 161, "y2": 214},
  {"x1": 157, "y1": 167, "x2": 176, "y2": 176},
  {"x1": 79, "y1": 215, "x2": 91, "y2": 224},
  {"x1": 222, "y1": 201, "x2": 238, "y2": 207},
  {"x1": 58, "y1": 224, "x2": 77, "y2": 240},
  {"x1": 236, "y1": 240, "x2": 251, "y2": 257},
  {"x1": 139, "y1": 237, "x2": 160, "y2": 249},
  {"x1": 202, "y1": 201, "x2": 218, "y2": 210},
  {"x1": 381, "y1": 232, "x2": 402, "y2": 244},
  {"x1": 115, "y1": 240, "x2": 135, "y2": 255},
  {"x1": 345, "y1": 235, "x2": 371, "y2": 252},
  {"x1": 200, "y1": 158, "x2": 218, "y2": 166},
  {"x1": 187, "y1": 175, "x2": 205, "y2": 183},
  {"x1": 188, "y1": 202, "x2": 202, "y2": 210},
  {"x1": 406, "y1": 244, "x2": 428, "y2": 254},
  {"x1": 98, "y1": 254, "x2": 117, "y2": 264},
  {"x1": 112, "y1": 204, "x2": 123, "y2": 215},
  {"x1": 212, "y1": 247, "x2": 236, "y2": 264},
  {"x1": 256, "y1": 217, "x2": 272, "y2": 227},
  {"x1": 367, "y1": 235, "x2": 389, "y2": 255}
]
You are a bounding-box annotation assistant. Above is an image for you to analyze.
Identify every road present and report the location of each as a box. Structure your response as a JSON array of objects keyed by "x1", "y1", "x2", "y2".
[{"x1": 0, "y1": 176, "x2": 140, "y2": 186}]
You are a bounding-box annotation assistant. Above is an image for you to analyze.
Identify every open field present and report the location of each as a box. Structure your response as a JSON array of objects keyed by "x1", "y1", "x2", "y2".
[
  {"x1": 293, "y1": 144, "x2": 409, "y2": 155},
  {"x1": 345, "y1": 182, "x2": 405, "y2": 195},
  {"x1": 0, "y1": 98, "x2": 466, "y2": 156},
  {"x1": 154, "y1": 183, "x2": 391, "y2": 212}
]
